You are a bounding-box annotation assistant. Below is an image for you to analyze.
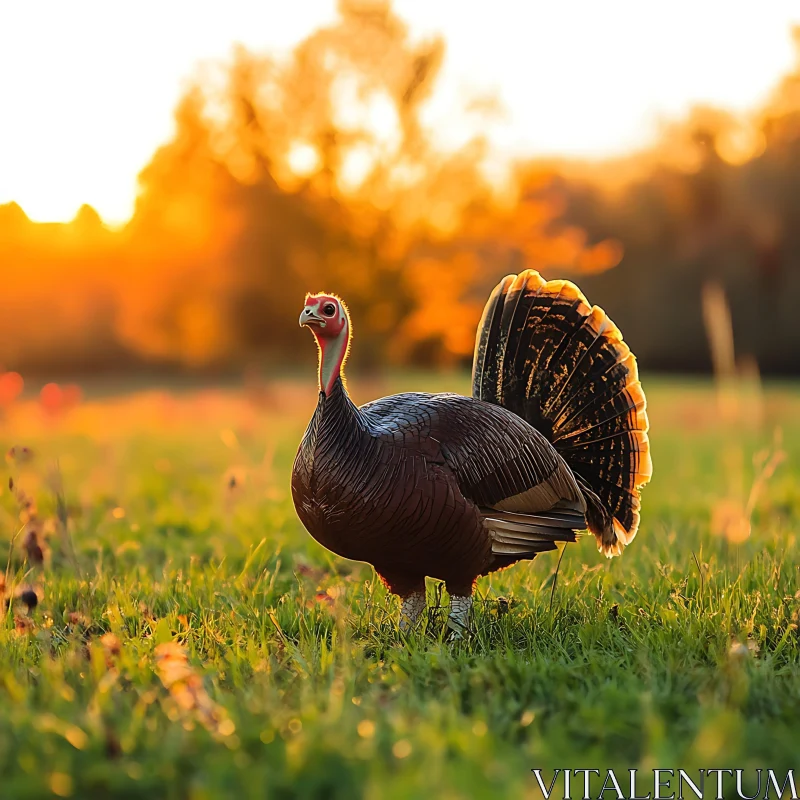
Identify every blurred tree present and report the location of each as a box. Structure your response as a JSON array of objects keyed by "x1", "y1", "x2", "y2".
[
  {"x1": 552, "y1": 35, "x2": 800, "y2": 374},
  {"x1": 3, "y1": 11, "x2": 799, "y2": 375},
  {"x1": 111, "y1": 0, "x2": 606, "y2": 370}
]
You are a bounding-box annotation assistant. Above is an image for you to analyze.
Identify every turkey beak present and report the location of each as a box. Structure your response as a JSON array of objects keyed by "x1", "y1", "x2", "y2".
[{"x1": 300, "y1": 307, "x2": 325, "y2": 328}]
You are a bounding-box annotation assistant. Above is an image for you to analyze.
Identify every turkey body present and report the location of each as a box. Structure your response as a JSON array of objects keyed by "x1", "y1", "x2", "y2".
[{"x1": 291, "y1": 379, "x2": 584, "y2": 596}]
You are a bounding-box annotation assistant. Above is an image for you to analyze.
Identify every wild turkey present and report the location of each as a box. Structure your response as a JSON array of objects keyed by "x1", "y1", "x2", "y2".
[{"x1": 292, "y1": 270, "x2": 651, "y2": 636}]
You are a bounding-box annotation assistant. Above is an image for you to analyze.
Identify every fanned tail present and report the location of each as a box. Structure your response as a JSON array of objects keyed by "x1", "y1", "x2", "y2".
[{"x1": 472, "y1": 270, "x2": 652, "y2": 556}]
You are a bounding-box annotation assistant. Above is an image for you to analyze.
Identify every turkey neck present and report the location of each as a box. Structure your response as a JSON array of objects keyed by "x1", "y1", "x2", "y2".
[
  {"x1": 302, "y1": 377, "x2": 366, "y2": 474},
  {"x1": 301, "y1": 319, "x2": 367, "y2": 489},
  {"x1": 316, "y1": 319, "x2": 350, "y2": 397}
]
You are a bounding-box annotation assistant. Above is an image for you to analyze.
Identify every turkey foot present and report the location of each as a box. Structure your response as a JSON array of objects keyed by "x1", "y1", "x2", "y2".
[
  {"x1": 399, "y1": 591, "x2": 426, "y2": 632},
  {"x1": 446, "y1": 595, "x2": 473, "y2": 640}
]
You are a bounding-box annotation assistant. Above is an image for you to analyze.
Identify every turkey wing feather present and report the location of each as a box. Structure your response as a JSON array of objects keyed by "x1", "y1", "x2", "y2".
[{"x1": 360, "y1": 392, "x2": 585, "y2": 516}]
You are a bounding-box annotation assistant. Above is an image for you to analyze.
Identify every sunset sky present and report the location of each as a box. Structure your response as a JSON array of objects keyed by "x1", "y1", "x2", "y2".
[{"x1": 1, "y1": 0, "x2": 799, "y2": 225}]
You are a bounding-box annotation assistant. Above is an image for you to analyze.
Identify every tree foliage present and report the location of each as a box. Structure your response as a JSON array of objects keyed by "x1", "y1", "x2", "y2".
[{"x1": 4, "y1": 9, "x2": 799, "y2": 374}]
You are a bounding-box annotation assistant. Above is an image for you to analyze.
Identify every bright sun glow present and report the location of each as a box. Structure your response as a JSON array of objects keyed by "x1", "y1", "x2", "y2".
[{"x1": 0, "y1": 0, "x2": 798, "y2": 224}]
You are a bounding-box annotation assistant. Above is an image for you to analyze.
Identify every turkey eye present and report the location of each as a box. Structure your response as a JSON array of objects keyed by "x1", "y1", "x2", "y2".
[{"x1": 323, "y1": 303, "x2": 336, "y2": 316}]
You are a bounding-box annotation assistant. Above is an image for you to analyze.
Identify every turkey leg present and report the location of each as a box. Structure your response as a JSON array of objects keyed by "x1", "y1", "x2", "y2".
[
  {"x1": 399, "y1": 591, "x2": 426, "y2": 631},
  {"x1": 447, "y1": 595, "x2": 473, "y2": 639}
]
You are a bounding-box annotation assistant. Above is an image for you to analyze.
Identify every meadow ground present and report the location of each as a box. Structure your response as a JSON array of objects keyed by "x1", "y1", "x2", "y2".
[{"x1": 0, "y1": 373, "x2": 798, "y2": 799}]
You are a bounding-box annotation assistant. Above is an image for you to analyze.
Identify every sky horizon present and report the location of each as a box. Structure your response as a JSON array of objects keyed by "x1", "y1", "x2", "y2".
[{"x1": 1, "y1": 0, "x2": 799, "y2": 225}]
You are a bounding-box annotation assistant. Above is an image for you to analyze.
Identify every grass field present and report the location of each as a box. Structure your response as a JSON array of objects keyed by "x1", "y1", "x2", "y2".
[{"x1": 0, "y1": 374, "x2": 798, "y2": 799}]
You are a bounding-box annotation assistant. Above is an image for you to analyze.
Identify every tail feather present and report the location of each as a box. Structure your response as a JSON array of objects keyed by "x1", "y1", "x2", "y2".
[
  {"x1": 555, "y1": 382, "x2": 646, "y2": 442},
  {"x1": 473, "y1": 274, "x2": 516, "y2": 407},
  {"x1": 473, "y1": 270, "x2": 651, "y2": 556}
]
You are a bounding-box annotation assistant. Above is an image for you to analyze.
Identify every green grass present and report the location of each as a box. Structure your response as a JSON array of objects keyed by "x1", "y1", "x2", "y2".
[{"x1": 0, "y1": 375, "x2": 798, "y2": 798}]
